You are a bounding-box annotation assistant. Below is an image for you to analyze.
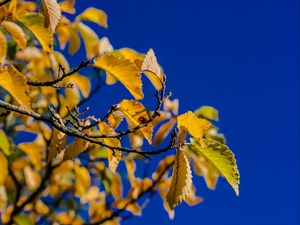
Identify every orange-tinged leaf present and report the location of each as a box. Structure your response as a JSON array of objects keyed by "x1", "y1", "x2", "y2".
[
  {"x1": 76, "y1": 7, "x2": 108, "y2": 28},
  {"x1": 0, "y1": 151, "x2": 8, "y2": 185},
  {"x1": 119, "y1": 100, "x2": 153, "y2": 144},
  {"x1": 63, "y1": 136, "x2": 89, "y2": 160},
  {"x1": 107, "y1": 110, "x2": 124, "y2": 129},
  {"x1": 94, "y1": 54, "x2": 143, "y2": 99},
  {"x1": 0, "y1": 186, "x2": 7, "y2": 211},
  {"x1": 59, "y1": 0, "x2": 75, "y2": 14},
  {"x1": 142, "y1": 49, "x2": 165, "y2": 90},
  {"x1": 0, "y1": 31, "x2": 7, "y2": 65},
  {"x1": 166, "y1": 148, "x2": 192, "y2": 209},
  {"x1": 177, "y1": 111, "x2": 211, "y2": 142},
  {"x1": 74, "y1": 164, "x2": 91, "y2": 195},
  {"x1": 0, "y1": 21, "x2": 27, "y2": 49},
  {"x1": 0, "y1": 66, "x2": 31, "y2": 109},
  {"x1": 42, "y1": 0, "x2": 61, "y2": 32}
]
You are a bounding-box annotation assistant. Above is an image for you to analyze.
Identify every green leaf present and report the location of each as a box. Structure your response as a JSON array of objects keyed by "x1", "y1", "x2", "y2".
[
  {"x1": 194, "y1": 106, "x2": 219, "y2": 121},
  {"x1": 14, "y1": 214, "x2": 34, "y2": 225},
  {"x1": 190, "y1": 138, "x2": 240, "y2": 196}
]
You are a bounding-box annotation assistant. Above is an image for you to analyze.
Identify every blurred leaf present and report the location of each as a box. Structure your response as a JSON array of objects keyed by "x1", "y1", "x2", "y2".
[
  {"x1": 0, "y1": 21, "x2": 27, "y2": 49},
  {"x1": 76, "y1": 7, "x2": 107, "y2": 28},
  {"x1": 194, "y1": 106, "x2": 219, "y2": 121},
  {"x1": 42, "y1": 0, "x2": 61, "y2": 32}
]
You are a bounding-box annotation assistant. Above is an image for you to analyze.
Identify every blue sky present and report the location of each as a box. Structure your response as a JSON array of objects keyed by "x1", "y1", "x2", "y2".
[{"x1": 74, "y1": 0, "x2": 299, "y2": 224}]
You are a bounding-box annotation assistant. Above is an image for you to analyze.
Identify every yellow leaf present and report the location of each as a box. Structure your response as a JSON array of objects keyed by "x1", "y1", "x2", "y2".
[
  {"x1": 94, "y1": 54, "x2": 143, "y2": 99},
  {"x1": 42, "y1": 0, "x2": 61, "y2": 32},
  {"x1": 153, "y1": 117, "x2": 176, "y2": 146},
  {"x1": 48, "y1": 128, "x2": 67, "y2": 162},
  {"x1": 17, "y1": 13, "x2": 53, "y2": 52},
  {"x1": 35, "y1": 200, "x2": 49, "y2": 215},
  {"x1": 0, "y1": 151, "x2": 8, "y2": 185},
  {"x1": 24, "y1": 165, "x2": 41, "y2": 191},
  {"x1": 98, "y1": 122, "x2": 122, "y2": 173},
  {"x1": 59, "y1": 0, "x2": 75, "y2": 14},
  {"x1": 0, "y1": 21, "x2": 27, "y2": 49},
  {"x1": 190, "y1": 139, "x2": 240, "y2": 196},
  {"x1": 111, "y1": 173, "x2": 123, "y2": 200},
  {"x1": 0, "y1": 66, "x2": 31, "y2": 109},
  {"x1": 75, "y1": 22, "x2": 99, "y2": 58},
  {"x1": 142, "y1": 49, "x2": 165, "y2": 90},
  {"x1": 69, "y1": 74, "x2": 91, "y2": 98},
  {"x1": 56, "y1": 16, "x2": 71, "y2": 49},
  {"x1": 0, "y1": 130, "x2": 10, "y2": 155},
  {"x1": 0, "y1": 31, "x2": 7, "y2": 65},
  {"x1": 194, "y1": 106, "x2": 219, "y2": 121},
  {"x1": 16, "y1": 47, "x2": 43, "y2": 61},
  {"x1": 119, "y1": 100, "x2": 153, "y2": 144},
  {"x1": 177, "y1": 111, "x2": 211, "y2": 142},
  {"x1": 98, "y1": 37, "x2": 113, "y2": 55},
  {"x1": 63, "y1": 136, "x2": 89, "y2": 160},
  {"x1": 107, "y1": 110, "x2": 124, "y2": 129},
  {"x1": 166, "y1": 148, "x2": 192, "y2": 210},
  {"x1": 114, "y1": 199, "x2": 141, "y2": 216},
  {"x1": 0, "y1": 186, "x2": 7, "y2": 211},
  {"x1": 74, "y1": 164, "x2": 91, "y2": 195},
  {"x1": 68, "y1": 27, "x2": 80, "y2": 55},
  {"x1": 76, "y1": 7, "x2": 108, "y2": 28}
]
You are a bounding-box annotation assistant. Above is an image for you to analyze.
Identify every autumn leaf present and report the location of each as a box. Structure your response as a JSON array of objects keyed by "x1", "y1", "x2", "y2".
[
  {"x1": 68, "y1": 27, "x2": 80, "y2": 55},
  {"x1": 0, "y1": 130, "x2": 10, "y2": 156},
  {"x1": 153, "y1": 117, "x2": 177, "y2": 146},
  {"x1": 0, "y1": 66, "x2": 31, "y2": 109},
  {"x1": 0, "y1": 31, "x2": 7, "y2": 65},
  {"x1": 42, "y1": 0, "x2": 61, "y2": 32},
  {"x1": 0, "y1": 21, "x2": 27, "y2": 49},
  {"x1": 177, "y1": 111, "x2": 211, "y2": 142},
  {"x1": 17, "y1": 13, "x2": 53, "y2": 52},
  {"x1": 142, "y1": 49, "x2": 165, "y2": 90},
  {"x1": 194, "y1": 106, "x2": 219, "y2": 121},
  {"x1": 189, "y1": 139, "x2": 240, "y2": 196},
  {"x1": 75, "y1": 22, "x2": 99, "y2": 58},
  {"x1": 76, "y1": 7, "x2": 108, "y2": 28},
  {"x1": 63, "y1": 137, "x2": 89, "y2": 160},
  {"x1": 166, "y1": 148, "x2": 192, "y2": 210},
  {"x1": 0, "y1": 151, "x2": 8, "y2": 186},
  {"x1": 59, "y1": 0, "x2": 75, "y2": 14},
  {"x1": 48, "y1": 128, "x2": 67, "y2": 162},
  {"x1": 24, "y1": 165, "x2": 41, "y2": 191},
  {"x1": 94, "y1": 54, "x2": 143, "y2": 99},
  {"x1": 118, "y1": 100, "x2": 153, "y2": 144}
]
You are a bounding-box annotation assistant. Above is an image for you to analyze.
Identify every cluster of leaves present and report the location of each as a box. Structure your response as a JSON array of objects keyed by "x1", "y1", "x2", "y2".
[{"x1": 0, "y1": 0, "x2": 240, "y2": 224}]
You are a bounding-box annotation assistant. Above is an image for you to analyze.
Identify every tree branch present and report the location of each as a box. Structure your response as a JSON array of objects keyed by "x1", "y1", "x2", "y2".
[{"x1": 0, "y1": 0, "x2": 11, "y2": 7}]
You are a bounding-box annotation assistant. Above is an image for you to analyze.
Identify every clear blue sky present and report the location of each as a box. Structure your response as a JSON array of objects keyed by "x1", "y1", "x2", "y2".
[{"x1": 74, "y1": 0, "x2": 299, "y2": 224}]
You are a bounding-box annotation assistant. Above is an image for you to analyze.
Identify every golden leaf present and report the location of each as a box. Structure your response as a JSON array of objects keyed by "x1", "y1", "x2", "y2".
[
  {"x1": 194, "y1": 106, "x2": 219, "y2": 121},
  {"x1": 56, "y1": 16, "x2": 71, "y2": 49},
  {"x1": 17, "y1": 13, "x2": 53, "y2": 52},
  {"x1": 59, "y1": 0, "x2": 75, "y2": 14},
  {"x1": 76, "y1": 7, "x2": 108, "y2": 28},
  {"x1": 69, "y1": 74, "x2": 91, "y2": 98},
  {"x1": 0, "y1": 21, "x2": 27, "y2": 49},
  {"x1": 76, "y1": 22, "x2": 99, "y2": 58},
  {"x1": 63, "y1": 135, "x2": 89, "y2": 160},
  {"x1": 0, "y1": 31, "x2": 7, "y2": 65},
  {"x1": 153, "y1": 117, "x2": 177, "y2": 146},
  {"x1": 0, "y1": 186, "x2": 7, "y2": 211},
  {"x1": 0, "y1": 66, "x2": 31, "y2": 109},
  {"x1": 94, "y1": 54, "x2": 143, "y2": 99},
  {"x1": 42, "y1": 0, "x2": 61, "y2": 32},
  {"x1": 98, "y1": 122, "x2": 122, "y2": 173},
  {"x1": 24, "y1": 165, "x2": 41, "y2": 191},
  {"x1": 98, "y1": 37, "x2": 113, "y2": 55},
  {"x1": 74, "y1": 164, "x2": 91, "y2": 195},
  {"x1": 68, "y1": 26, "x2": 81, "y2": 55},
  {"x1": 0, "y1": 151, "x2": 8, "y2": 185},
  {"x1": 166, "y1": 148, "x2": 192, "y2": 210},
  {"x1": 177, "y1": 111, "x2": 211, "y2": 142},
  {"x1": 48, "y1": 128, "x2": 67, "y2": 162},
  {"x1": 142, "y1": 49, "x2": 165, "y2": 90},
  {"x1": 0, "y1": 130, "x2": 10, "y2": 156},
  {"x1": 119, "y1": 100, "x2": 153, "y2": 144},
  {"x1": 107, "y1": 110, "x2": 124, "y2": 129},
  {"x1": 189, "y1": 139, "x2": 240, "y2": 195}
]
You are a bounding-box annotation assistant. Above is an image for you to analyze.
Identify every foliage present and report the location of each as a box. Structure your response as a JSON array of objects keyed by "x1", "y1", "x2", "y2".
[{"x1": 0, "y1": 0, "x2": 240, "y2": 224}]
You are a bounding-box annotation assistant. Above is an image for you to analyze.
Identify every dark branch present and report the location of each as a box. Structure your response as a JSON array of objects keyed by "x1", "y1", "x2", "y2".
[{"x1": 0, "y1": 0, "x2": 11, "y2": 7}]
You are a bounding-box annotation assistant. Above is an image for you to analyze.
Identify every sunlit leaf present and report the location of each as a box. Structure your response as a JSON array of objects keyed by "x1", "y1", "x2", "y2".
[
  {"x1": 0, "y1": 130, "x2": 10, "y2": 156},
  {"x1": 0, "y1": 31, "x2": 7, "y2": 65},
  {"x1": 76, "y1": 7, "x2": 108, "y2": 28},
  {"x1": 0, "y1": 66, "x2": 31, "y2": 109},
  {"x1": 68, "y1": 26, "x2": 80, "y2": 55},
  {"x1": 194, "y1": 106, "x2": 219, "y2": 121},
  {"x1": 189, "y1": 139, "x2": 240, "y2": 195},
  {"x1": 48, "y1": 128, "x2": 67, "y2": 162},
  {"x1": 94, "y1": 54, "x2": 143, "y2": 99},
  {"x1": 153, "y1": 117, "x2": 176, "y2": 146},
  {"x1": 0, "y1": 151, "x2": 8, "y2": 185},
  {"x1": 42, "y1": 0, "x2": 61, "y2": 32},
  {"x1": 24, "y1": 165, "x2": 41, "y2": 191},
  {"x1": 166, "y1": 148, "x2": 192, "y2": 210},
  {"x1": 59, "y1": 0, "x2": 76, "y2": 14},
  {"x1": 177, "y1": 111, "x2": 211, "y2": 142},
  {"x1": 0, "y1": 21, "x2": 27, "y2": 49},
  {"x1": 119, "y1": 100, "x2": 153, "y2": 144}
]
